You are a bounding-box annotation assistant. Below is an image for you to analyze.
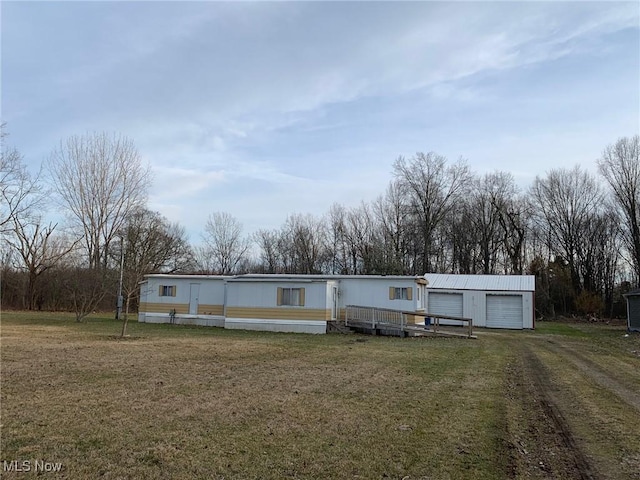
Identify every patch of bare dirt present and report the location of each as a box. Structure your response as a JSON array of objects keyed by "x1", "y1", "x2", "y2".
[{"x1": 503, "y1": 343, "x2": 597, "y2": 479}]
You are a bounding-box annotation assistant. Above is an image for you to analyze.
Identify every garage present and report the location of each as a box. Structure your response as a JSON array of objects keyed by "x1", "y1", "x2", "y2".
[
  {"x1": 428, "y1": 292, "x2": 464, "y2": 325},
  {"x1": 424, "y1": 273, "x2": 535, "y2": 329},
  {"x1": 486, "y1": 294, "x2": 524, "y2": 329}
]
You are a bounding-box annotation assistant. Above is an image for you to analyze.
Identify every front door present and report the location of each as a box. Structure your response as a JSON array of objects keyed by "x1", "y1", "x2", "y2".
[
  {"x1": 189, "y1": 283, "x2": 200, "y2": 315},
  {"x1": 331, "y1": 286, "x2": 339, "y2": 320}
]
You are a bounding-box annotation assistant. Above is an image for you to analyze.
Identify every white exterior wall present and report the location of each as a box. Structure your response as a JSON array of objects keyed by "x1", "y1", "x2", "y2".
[
  {"x1": 141, "y1": 276, "x2": 226, "y2": 307},
  {"x1": 225, "y1": 280, "x2": 329, "y2": 334},
  {"x1": 338, "y1": 278, "x2": 421, "y2": 312},
  {"x1": 139, "y1": 274, "x2": 427, "y2": 334},
  {"x1": 139, "y1": 275, "x2": 226, "y2": 327},
  {"x1": 426, "y1": 289, "x2": 534, "y2": 329},
  {"x1": 225, "y1": 281, "x2": 326, "y2": 308}
]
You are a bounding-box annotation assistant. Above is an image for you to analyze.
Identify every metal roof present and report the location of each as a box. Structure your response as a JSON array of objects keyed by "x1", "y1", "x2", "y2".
[
  {"x1": 143, "y1": 274, "x2": 231, "y2": 280},
  {"x1": 144, "y1": 273, "x2": 424, "y2": 282},
  {"x1": 424, "y1": 273, "x2": 535, "y2": 292},
  {"x1": 232, "y1": 274, "x2": 423, "y2": 281}
]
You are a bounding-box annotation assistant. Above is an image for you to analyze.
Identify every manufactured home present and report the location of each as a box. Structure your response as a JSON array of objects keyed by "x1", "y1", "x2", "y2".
[
  {"x1": 138, "y1": 274, "x2": 228, "y2": 327},
  {"x1": 139, "y1": 274, "x2": 427, "y2": 334},
  {"x1": 424, "y1": 273, "x2": 535, "y2": 329}
]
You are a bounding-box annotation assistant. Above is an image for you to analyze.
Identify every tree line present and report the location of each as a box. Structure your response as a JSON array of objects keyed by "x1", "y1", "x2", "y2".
[{"x1": 1, "y1": 123, "x2": 638, "y2": 321}]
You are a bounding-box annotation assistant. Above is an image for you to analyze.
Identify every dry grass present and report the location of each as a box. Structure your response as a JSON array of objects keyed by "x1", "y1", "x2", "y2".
[{"x1": 1, "y1": 312, "x2": 638, "y2": 479}]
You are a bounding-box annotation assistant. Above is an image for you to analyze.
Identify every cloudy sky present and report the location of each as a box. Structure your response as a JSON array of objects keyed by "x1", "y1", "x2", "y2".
[{"x1": 2, "y1": 1, "x2": 639, "y2": 241}]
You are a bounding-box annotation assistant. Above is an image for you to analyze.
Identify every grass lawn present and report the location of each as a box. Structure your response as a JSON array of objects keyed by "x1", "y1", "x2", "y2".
[{"x1": 1, "y1": 312, "x2": 639, "y2": 479}]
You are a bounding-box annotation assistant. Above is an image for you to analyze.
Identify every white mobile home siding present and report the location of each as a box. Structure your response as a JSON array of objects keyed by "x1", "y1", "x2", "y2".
[
  {"x1": 138, "y1": 275, "x2": 227, "y2": 327},
  {"x1": 139, "y1": 274, "x2": 428, "y2": 334},
  {"x1": 224, "y1": 278, "x2": 331, "y2": 334},
  {"x1": 338, "y1": 277, "x2": 423, "y2": 315}
]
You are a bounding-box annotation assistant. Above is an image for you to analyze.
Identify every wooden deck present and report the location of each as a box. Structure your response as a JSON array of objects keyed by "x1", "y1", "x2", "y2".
[{"x1": 343, "y1": 305, "x2": 475, "y2": 339}]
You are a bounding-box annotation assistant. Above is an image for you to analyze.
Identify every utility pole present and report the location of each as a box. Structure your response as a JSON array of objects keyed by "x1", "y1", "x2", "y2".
[{"x1": 116, "y1": 236, "x2": 124, "y2": 321}]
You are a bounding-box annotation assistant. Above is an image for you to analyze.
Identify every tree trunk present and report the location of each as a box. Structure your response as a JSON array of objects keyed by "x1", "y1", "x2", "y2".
[{"x1": 120, "y1": 295, "x2": 131, "y2": 337}]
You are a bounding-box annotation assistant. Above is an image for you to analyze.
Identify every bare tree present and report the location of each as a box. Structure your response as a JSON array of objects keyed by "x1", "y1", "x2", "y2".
[
  {"x1": 254, "y1": 229, "x2": 281, "y2": 273},
  {"x1": 0, "y1": 123, "x2": 41, "y2": 232},
  {"x1": 111, "y1": 208, "x2": 193, "y2": 335},
  {"x1": 598, "y1": 135, "x2": 640, "y2": 285},
  {"x1": 494, "y1": 195, "x2": 529, "y2": 275},
  {"x1": 325, "y1": 204, "x2": 346, "y2": 274},
  {"x1": 373, "y1": 181, "x2": 412, "y2": 274},
  {"x1": 467, "y1": 172, "x2": 514, "y2": 274},
  {"x1": 47, "y1": 132, "x2": 150, "y2": 270},
  {"x1": 200, "y1": 212, "x2": 250, "y2": 275},
  {"x1": 393, "y1": 152, "x2": 472, "y2": 273},
  {"x1": 287, "y1": 213, "x2": 329, "y2": 274},
  {"x1": 6, "y1": 217, "x2": 79, "y2": 310},
  {"x1": 343, "y1": 203, "x2": 383, "y2": 274},
  {"x1": 447, "y1": 200, "x2": 476, "y2": 274},
  {"x1": 63, "y1": 266, "x2": 113, "y2": 322},
  {"x1": 530, "y1": 166, "x2": 604, "y2": 296}
]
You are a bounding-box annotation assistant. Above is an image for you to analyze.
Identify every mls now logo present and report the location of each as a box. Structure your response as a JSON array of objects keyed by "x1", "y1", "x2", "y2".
[{"x1": 3, "y1": 459, "x2": 63, "y2": 473}]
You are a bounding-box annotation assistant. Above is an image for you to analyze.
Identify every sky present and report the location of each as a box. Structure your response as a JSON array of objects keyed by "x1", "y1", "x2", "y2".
[{"x1": 2, "y1": 1, "x2": 639, "y2": 242}]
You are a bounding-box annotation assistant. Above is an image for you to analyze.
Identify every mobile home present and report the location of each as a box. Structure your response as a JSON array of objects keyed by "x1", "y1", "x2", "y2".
[
  {"x1": 138, "y1": 274, "x2": 428, "y2": 334},
  {"x1": 138, "y1": 274, "x2": 228, "y2": 327}
]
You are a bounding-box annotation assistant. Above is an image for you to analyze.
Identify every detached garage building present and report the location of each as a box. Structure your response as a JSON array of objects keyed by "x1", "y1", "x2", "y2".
[{"x1": 424, "y1": 274, "x2": 535, "y2": 330}]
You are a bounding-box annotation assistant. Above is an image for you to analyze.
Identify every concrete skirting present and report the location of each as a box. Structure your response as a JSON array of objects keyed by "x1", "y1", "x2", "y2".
[
  {"x1": 224, "y1": 318, "x2": 327, "y2": 334},
  {"x1": 140, "y1": 313, "x2": 225, "y2": 328}
]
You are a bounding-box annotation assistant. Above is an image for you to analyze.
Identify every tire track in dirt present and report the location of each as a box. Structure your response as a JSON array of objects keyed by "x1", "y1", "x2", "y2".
[
  {"x1": 521, "y1": 345, "x2": 597, "y2": 480},
  {"x1": 539, "y1": 339, "x2": 640, "y2": 413},
  {"x1": 502, "y1": 340, "x2": 598, "y2": 479}
]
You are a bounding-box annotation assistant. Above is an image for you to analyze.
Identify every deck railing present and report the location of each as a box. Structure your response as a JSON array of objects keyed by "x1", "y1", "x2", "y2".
[
  {"x1": 425, "y1": 313, "x2": 473, "y2": 338},
  {"x1": 345, "y1": 305, "x2": 474, "y2": 338},
  {"x1": 345, "y1": 305, "x2": 409, "y2": 333}
]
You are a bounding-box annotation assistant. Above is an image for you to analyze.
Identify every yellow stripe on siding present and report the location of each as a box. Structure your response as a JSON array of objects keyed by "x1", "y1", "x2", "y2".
[
  {"x1": 226, "y1": 307, "x2": 329, "y2": 321},
  {"x1": 197, "y1": 304, "x2": 224, "y2": 316},
  {"x1": 138, "y1": 302, "x2": 189, "y2": 314}
]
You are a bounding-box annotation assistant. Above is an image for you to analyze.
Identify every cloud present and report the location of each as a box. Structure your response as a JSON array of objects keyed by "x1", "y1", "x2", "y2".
[
  {"x1": 151, "y1": 166, "x2": 225, "y2": 200},
  {"x1": 2, "y1": 1, "x2": 637, "y2": 240}
]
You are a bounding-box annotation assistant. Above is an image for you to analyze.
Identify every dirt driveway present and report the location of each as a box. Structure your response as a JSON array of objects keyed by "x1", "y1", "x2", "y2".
[{"x1": 500, "y1": 325, "x2": 640, "y2": 479}]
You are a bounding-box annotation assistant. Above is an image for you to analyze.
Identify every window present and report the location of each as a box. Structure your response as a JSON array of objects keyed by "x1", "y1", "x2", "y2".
[
  {"x1": 277, "y1": 287, "x2": 305, "y2": 306},
  {"x1": 389, "y1": 286, "x2": 413, "y2": 300},
  {"x1": 159, "y1": 285, "x2": 176, "y2": 297}
]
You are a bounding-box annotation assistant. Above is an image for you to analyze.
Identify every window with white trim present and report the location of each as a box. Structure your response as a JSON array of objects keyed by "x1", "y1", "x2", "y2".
[
  {"x1": 389, "y1": 286, "x2": 413, "y2": 300},
  {"x1": 277, "y1": 287, "x2": 305, "y2": 306},
  {"x1": 159, "y1": 285, "x2": 176, "y2": 297}
]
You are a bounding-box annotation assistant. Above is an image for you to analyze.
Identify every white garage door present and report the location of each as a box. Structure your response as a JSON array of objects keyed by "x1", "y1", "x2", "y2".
[
  {"x1": 486, "y1": 295, "x2": 523, "y2": 329},
  {"x1": 428, "y1": 292, "x2": 463, "y2": 325}
]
